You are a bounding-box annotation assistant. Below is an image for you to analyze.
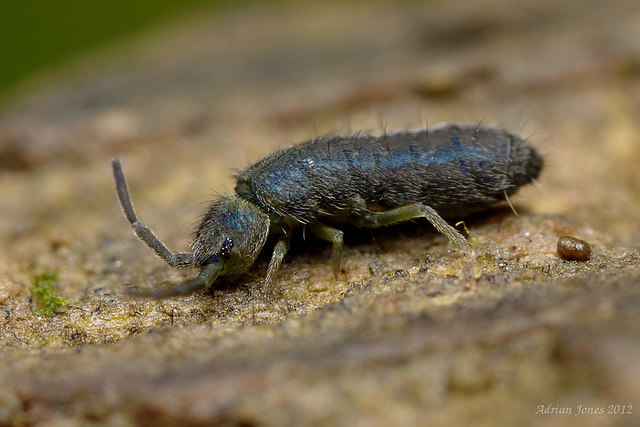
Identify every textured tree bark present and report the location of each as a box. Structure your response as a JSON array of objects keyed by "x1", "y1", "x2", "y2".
[{"x1": 1, "y1": 0, "x2": 639, "y2": 425}]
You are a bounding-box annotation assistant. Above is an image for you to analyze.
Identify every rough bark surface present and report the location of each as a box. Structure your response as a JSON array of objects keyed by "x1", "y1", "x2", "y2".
[{"x1": 1, "y1": 0, "x2": 639, "y2": 425}]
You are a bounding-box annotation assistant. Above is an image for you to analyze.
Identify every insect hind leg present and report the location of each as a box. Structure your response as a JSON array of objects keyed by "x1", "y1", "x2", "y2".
[
  {"x1": 112, "y1": 158, "x2": 196, "y2": 269},
  {"x1": 356, "y1": 203, "x2": 472, "y2": 256}
]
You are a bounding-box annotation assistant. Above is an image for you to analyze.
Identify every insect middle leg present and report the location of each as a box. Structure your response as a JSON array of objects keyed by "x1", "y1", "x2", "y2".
[
  {"x1": 308, "y1": 223, "x2": 344, "y2": 278},
  {"x1": 356, "y1": 203, "x2": 472, "y2": 255}
]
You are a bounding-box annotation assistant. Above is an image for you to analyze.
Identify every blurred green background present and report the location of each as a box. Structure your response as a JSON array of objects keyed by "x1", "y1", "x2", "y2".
[{"x1": 0, "y1": 0, "x2": 236, "y2": 101}]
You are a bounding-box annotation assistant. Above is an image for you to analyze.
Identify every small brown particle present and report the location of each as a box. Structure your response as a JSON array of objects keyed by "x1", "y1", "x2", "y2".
[{"x1": 557, "y1": 236, "x2": 591, "y2": 261}]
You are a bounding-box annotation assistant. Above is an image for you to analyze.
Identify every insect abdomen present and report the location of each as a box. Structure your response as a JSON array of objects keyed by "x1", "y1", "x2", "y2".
[{"x1": 236, "y1": 124, "x2": 542, "y2": 223}]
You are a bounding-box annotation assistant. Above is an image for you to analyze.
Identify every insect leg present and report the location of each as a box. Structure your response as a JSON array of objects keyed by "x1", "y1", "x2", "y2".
[
  {"x1": 265, "y1": 234, "x2": 291, "y2": 286},
  {"x1": 357, "y1": 203, "x2": 472, "y2": 255},
  {"x1": 112, "y1": 158, "x2": 196, "y2": 269},
  {"x1": 309, "y1": 223, "x2": 344, "y2": 278}
]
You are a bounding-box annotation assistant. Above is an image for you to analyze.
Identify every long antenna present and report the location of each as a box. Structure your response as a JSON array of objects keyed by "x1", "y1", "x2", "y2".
[
  {"x1": 112, "y1": 158, "x2": 196, "y2": 269},
  {"x1": 126, "y1": 262, "x2": 222, "y2": 298}
]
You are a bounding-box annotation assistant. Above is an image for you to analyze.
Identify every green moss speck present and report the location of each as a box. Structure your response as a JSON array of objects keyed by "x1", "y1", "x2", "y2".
[{"x1": 30, "y1": 270, "x2": 69, "y2": 317}]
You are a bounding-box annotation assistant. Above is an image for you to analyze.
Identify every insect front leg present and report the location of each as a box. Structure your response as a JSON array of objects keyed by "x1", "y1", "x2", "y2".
[
  {"x1": 265, "y1": 234, "x2": 291, "y2": 287},
  {"x1": 356, "y1": 203, "x2": 473, "y2": 256},
  {"x1": 308, "y1": 223, "x2": 344, "y2": 278}
]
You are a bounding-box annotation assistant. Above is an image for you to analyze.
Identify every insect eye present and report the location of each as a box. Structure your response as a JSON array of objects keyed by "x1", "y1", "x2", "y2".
[{"x1": 219, "y1": 237, "x2": 234, "y2": 259}]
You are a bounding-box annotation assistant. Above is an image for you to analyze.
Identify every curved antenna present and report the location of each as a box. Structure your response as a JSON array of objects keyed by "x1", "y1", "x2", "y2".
[
  {"x1": 127, "y1": 262, "x2": 222, "y2": 299},
  {"x1": 112, "y1": 158, "x2": 196, "y2": 269}
]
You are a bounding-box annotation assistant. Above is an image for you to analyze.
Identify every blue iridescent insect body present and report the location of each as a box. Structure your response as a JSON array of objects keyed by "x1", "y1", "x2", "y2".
[{"x1": 112, "y1": 123, "x2": 543, "y2": 298}]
